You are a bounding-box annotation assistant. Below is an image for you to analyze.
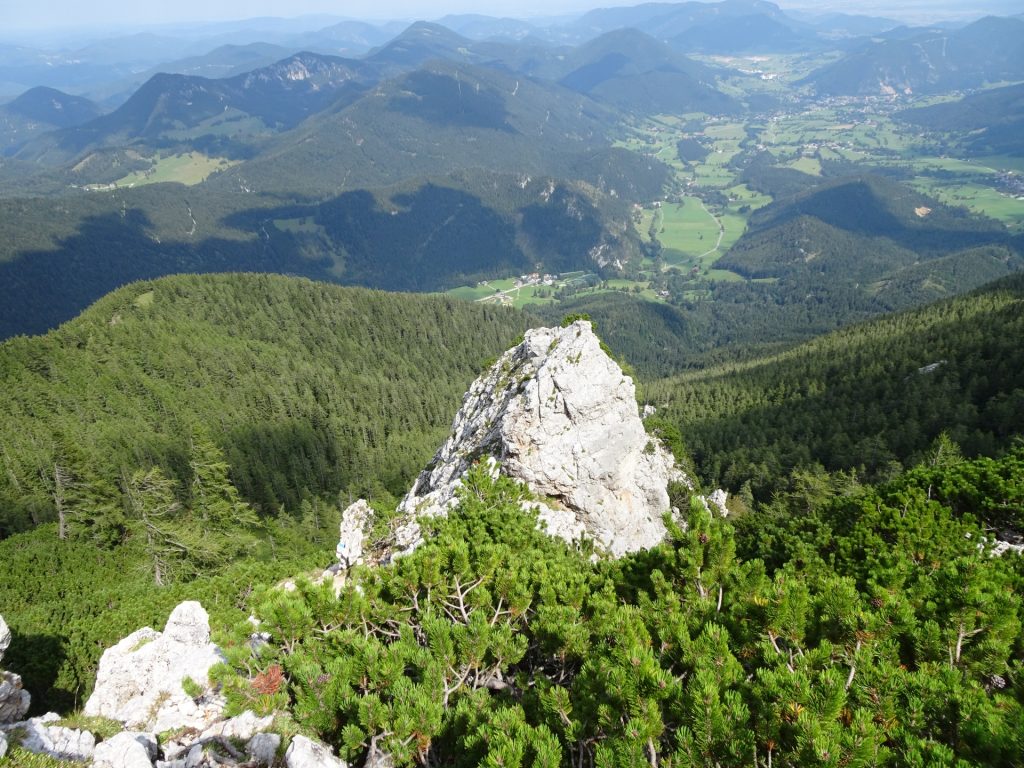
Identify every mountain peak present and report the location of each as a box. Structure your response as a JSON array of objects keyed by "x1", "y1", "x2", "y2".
[{"x1": 5, "y1": 86, "x2": 102, "y2": 127}]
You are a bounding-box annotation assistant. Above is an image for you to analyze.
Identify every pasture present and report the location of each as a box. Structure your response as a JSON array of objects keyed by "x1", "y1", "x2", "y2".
[{"x1": 113, "y1": 152, "x2": 238, "y2": 188}]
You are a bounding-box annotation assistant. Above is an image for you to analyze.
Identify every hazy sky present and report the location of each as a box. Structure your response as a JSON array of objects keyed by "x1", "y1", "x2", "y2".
[
  {"x1": 5, "y1": 0, "x2": 594, "y2": 31},
  {"x1": 4, "y1": 0, "x2": 1019, "y2": 33}
]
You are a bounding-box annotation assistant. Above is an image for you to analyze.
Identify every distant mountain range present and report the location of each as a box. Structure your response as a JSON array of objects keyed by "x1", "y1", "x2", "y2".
[
  {"x1": 540, "y1": 28, "x2": 741, "y2": 115},
  {"x1": 0, "y1": 0, "x2": 939, "y2": 103},
  {"x1": 10, "y1": 18, "x2": 743, "y2": 170},
  {"x1": 562, "y1": 0, "x2": 832, "y2": 52},
  {"x1": 802, "y1": 16, "x2": 1024, "y2": 96},
  {"x1": 15, "y1": 52, "x2": 373, "y2": 164},
  {"x1": 0, "y1": 1, "x2": 1022, "y2": 341}
]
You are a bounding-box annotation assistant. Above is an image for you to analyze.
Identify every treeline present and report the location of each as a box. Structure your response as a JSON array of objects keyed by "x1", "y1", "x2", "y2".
[
  {"x1": 646, "y1": 274, "x2": 1024, "y2": 497},
  {"x1": 0, "y1": 273, "x2": 529, "y2": 535}
]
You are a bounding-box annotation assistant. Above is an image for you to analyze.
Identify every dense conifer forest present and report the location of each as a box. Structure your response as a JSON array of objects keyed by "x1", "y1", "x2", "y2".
[
  {"x1": 647, "y1": 274, "x2": 1024, "y2": 497},
  {"x1": 0, "y1": 274, "x2": 528, "y2": 536}
]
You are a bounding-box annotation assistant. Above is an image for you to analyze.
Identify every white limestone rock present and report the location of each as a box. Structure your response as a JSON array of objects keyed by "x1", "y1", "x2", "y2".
[
  {"x1": 0, "y1": 731, "x2": 7, "y2": 760},
  {"x1": 0, "y1": 614, "x2": 31, "y2": 726},
  {"x1": 0, "y1": 615, "x2": 10, "y2": 661},
  {"x1": 83, "y1": 601, "x2": 226, "y2": 732},
  {"x1": 248, "y1": 732, "x2": 282, "y2": 766},
  {"x1": 0, "y1": 670, "x2": 30, "y2": 725},
  {"x1": 198, "y1": 710, "x2": 273, "y2": 742},
  {"x1": 10, "y1": 713, "x2": 95, "y2": 761},
  {"x1": 395, "y1": 321, "x2": 689, "y2": 557},
  {"x1": 92, "y1": 731, "x2": 157, "y2": 768},
  {"x1": 706, "y1": 489, "x2": 729, "y2": 517},
  {"x1": 336, "y1": 499, "x2": 372, "y2": 568},
  {"x1": 285, "y1": 735, "x2": 348, "y2": 768}
]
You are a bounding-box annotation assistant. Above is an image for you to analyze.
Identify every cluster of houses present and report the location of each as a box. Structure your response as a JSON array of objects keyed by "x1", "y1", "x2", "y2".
[
  {"x1": 513, "y1": 272, "x2": 558, "y2": 288},
  {"x1": 995, "y1": 171, "x2": 1024, "y2": 200}
]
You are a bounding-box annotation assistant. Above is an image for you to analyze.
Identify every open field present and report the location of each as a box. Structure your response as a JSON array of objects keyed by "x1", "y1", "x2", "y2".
[
  {"x1": 112, "y1": 152, "x2": 239, "y2": 187},
  {"x1": 909, "y1": 180, "x2": 1024, "y2": 230},
  {"x1": 657, "y1": 198, "x2": 720, "y2": 254}
]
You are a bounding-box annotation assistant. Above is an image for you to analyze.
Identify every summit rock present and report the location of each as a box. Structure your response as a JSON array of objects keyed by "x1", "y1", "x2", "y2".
[{"x1": 393, "y1": 320, "x2": 689, "y2": 557}]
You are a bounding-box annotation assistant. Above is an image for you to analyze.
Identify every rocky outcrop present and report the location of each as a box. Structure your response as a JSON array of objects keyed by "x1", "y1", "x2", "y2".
[
  {"x1": 0, "y1": 613, "x2": 30, "y2": 725},
  {"x1": 1, "y1": 623, "x2": 92, "y2": 763},
  {"x1": 337, "y1": 499, "x2": 372, "y2": 569},
  {"x1": 84, "y1": 601, "x2": 226, "y2": 732},
  {"x1": 198, "y1": 710, "x2": 274, "y2": 742},
  {"x1": 392, "y1": 321, "x2": 689, "y2": 557},
  {"x1": 0, "y1": 671, "x2": 29, "y2": 725},
  {"x1": 248, "y1": 732, "x2": 282, "y2": 766},
  {"x1": 3, "y1": 712, "x2": 95, "y2": 761},
  {"x1": 286, "y1": 735, "x2": 348, "y2": 768},
  {"x1": 92, "y1": 731, "x2": 157, "y2": 768},
  {"x1": 1, "y1": 602, "x2": 281, "y2": 766},
  {"x1": 705, "y1": 489, "x2": 729, "y2": 517}
]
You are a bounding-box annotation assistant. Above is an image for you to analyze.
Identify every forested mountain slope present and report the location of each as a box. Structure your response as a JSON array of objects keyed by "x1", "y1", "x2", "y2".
[
  {"x1": 0, "y1": 273, "x2": 529, "y2": 536},
  {"x1": 898, "y1": 82, "x2": 1024, "y2": 157},
  {"x1": 802, "y1": 15, "x2": 1024, "y2": 95},
  {"x1": 647, "y1": 273, "x2": 1024, "y2": 496},
  {"x1": 0, "y1": 162, "x2": 653, "y2": 338},
  {"x1": 0, "y1": 86, "x2": 103, "y2": 154},
  {"x1": 716, "y1": 174, "x2": 1021, "y2": 309},
  {"x1": 206, "y1": 58, "x2": 661, "y2": 196},
  {"x1": 537, "y1": 29, "x2": 741, "y2": 115}
]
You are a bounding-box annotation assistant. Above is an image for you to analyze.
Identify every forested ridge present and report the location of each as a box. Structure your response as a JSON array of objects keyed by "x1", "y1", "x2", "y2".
[
  {"x1": 0, "y1": 273, "x2": 528, "y2": 535},
  {"x1": 647, "y1": 273, "x2": 1024, "y2": 497}
]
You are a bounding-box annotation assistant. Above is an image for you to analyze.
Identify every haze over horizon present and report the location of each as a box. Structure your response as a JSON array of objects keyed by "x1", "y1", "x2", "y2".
[{"x1": 4, "y1": 0, "x2": 1021, "y2": 37}]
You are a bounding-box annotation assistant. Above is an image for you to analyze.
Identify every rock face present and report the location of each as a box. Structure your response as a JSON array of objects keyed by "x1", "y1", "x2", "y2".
[
  {"x1": 84, "y1": 601, "x2": 226, "y2": 732},
  {"x1": 395, "y1": 321, "x2": 688, "y2": 557},
  {"x1": 0, "y1": 671, "x2": 30, "y2": 724},
  {"x1": 199, "y1": 711, "x2": 274, "y2": 742},
  {"x1": 0, "y1": 613, "x2": 30, "y2": 725},
  {"x1": 705, "y1": 489, "x2": 729, "y2": 517},
  {"x1": 248, "y1": 732, "x2": 282, "y2": 766}
]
